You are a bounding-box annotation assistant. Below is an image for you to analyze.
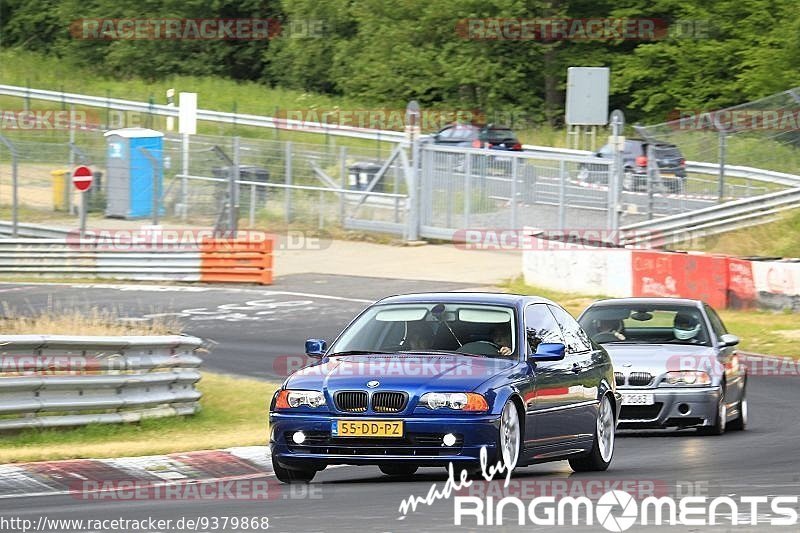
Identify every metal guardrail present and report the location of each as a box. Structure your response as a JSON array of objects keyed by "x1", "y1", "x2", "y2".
[
  {"x1": 620, "y1": 188, "x2": 800, "y2": 246},
  {"x1": 0, "y1": 237, "x2": 274, "y2": 284},
  {"x1": 0, "y1": 221, "x2": 70, "y2": 239},
  {"x1": 0, "y1": 84, "x2": 407, "y2": 143},
  {"x1": 0, "y1": 335, "x2": 202, "y2": 430}
]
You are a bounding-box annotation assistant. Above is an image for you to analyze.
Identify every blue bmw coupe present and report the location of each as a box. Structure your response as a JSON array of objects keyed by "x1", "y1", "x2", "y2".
[{"x1": 269, "y1": 293, "x2": 621, "y2": 482}]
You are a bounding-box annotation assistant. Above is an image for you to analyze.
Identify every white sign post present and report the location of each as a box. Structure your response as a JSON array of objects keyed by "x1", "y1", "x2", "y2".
[{"x1": 178, "y1": 92, "x2": 197, "y2": 219}]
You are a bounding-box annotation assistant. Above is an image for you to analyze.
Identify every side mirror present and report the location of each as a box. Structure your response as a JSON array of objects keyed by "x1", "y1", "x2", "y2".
[
  {"x1": 718, "y1": 334, "x2": 739, "y2": 348},
  {"x1": 529, "y1": 342, "x2": 566, "y2": 362},
  {"x1": 305, "y1": 339, "x2": 327, "y2": 358}
]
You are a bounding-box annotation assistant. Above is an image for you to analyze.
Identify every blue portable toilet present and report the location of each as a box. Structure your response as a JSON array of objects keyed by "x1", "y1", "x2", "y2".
[{"x1": 104, "y1": 128, "x2": 164, "y2": 219}]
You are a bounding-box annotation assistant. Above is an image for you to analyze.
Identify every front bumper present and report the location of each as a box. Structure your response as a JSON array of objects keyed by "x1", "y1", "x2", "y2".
[
  {"x1": 269, "y1": 412, "x2": 501, "y2": 468},
  {"x1": 617, "y1": 386, "x2": 720, "y2": 429}
]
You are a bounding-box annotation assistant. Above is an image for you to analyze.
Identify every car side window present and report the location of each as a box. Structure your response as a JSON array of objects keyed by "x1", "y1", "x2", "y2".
[
  {"x1": 705, "y1": 305, "x2": 728, "y2": 337},
  {"x1": 524, "y1": 304, "x2": 563, "y2": 353},
  {"x1": 548, "y1": 305, "x2": 592, "y2": 354},
  {"x1": 437, "y1": 126, "x2": 455, "y2": 139}
]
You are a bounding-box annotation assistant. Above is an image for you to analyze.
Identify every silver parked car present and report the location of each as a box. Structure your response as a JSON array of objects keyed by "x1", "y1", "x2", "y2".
[{"x1": 578, "y1": 298, "x2": 747, "y2": 435}]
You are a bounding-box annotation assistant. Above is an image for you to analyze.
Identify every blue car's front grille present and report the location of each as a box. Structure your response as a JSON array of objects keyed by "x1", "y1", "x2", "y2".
[
  {"x1": 335, "y1": 391, "x2": 368, "y2": 412},
  {"x1": 285, "y1": 431, "x2": 464, "y2": 456},
  {"x1": 372, "y1": 392, "x2": 407, "y2": 413}
]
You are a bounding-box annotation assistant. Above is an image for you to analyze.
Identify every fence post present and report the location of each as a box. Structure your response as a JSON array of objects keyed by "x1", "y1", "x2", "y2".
[
  {"x1": 464, "y1": 154, "x2": 471, "y2": 227},
  {"x1": 511, "y1": 157, "x2": 518, "y2": 229},
  {"x1": 0, "y1": 136, "x2": 19, "y2": 237},
  {"x1": 407, "y1": 140, "x2": 420, "y2": 241},
  {"x1": 558, "y1": 160, "x2": 566, "y2": 231},
  {"x1": 285, "y1": 141, "x2": 292, "y2": 223},
  {"x1": 181, "y1": 133, "x2": 189, "y2": 220},
  {"x1": 68, "y1": 104, "x2": 76, "y2": 214},
  {"x1": 231, "y1": 136, "x2": 240, "y2": 233},
  {"x1": 718, "y1": 130, "x2": 727, "y2": 201},
  {"x1": 339, "y1": 146, "x2": 347, "y2": 223},
  {"x1": 647, "y1": 144, "x2": 656, "y2": 220}
]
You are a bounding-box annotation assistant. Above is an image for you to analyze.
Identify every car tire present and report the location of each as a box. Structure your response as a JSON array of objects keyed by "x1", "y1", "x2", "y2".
[
  {"x1": 697, "y1": 387, "x2": 727, "y2": 436},
  {"x1": 379, "y1": 464, "x2": 418, "y2": 477},
  {"x1": 497, "y1": 400, "x2": 521, "y2": 472},
  {"x1": 728, "y1": 382, "x2": 747, "y2": 431},
  {"x1": 569, "y1": 394, "x2": 615, "y2": 472},
  {"x1": 271, "y1": 450, "x2": 317, "y2": 483}
]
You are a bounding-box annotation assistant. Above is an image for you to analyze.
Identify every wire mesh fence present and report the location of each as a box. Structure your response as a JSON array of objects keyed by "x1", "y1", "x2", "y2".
[
  {"x1": 0, "y1": 125, "x2": 791, "y2": 240},
  {"x1": 635, "y1": 87, "x2": 800, "y2": 177}
]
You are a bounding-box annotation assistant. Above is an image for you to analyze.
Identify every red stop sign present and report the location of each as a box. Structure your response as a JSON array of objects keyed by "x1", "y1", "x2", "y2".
[{"x1": 72, "y1": 165, "x2": 93, "y2": 192}]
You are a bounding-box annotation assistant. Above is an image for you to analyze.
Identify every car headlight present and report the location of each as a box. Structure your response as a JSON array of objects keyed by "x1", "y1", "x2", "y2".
[
  {"x1": 662, "y1": 371, "x2": 711, "y2": 386},
  {"x1": 275, "y1": 390, "x2": 326, "y2": 409},
  {"x1": 419, "y1": 392, "x2": 488, "y2": 412}
]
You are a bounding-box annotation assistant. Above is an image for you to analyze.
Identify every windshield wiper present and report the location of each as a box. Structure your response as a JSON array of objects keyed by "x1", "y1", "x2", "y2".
[{"x1": 327, "y1": 350, "x2": 395, "y2": 356}]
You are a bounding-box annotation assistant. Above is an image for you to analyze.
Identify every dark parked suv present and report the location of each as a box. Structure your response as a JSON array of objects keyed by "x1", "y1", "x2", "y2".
[
  {"x1": 430, "y1": 123, "x2": 522, "y2": 151},
  {"x1": 578, "y1": 139, "x2": 687, "y2": 193}
]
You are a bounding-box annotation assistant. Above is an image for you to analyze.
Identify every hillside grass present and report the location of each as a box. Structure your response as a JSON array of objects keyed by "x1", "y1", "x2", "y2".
[{"x1": 681, "y1": 209, "x2": 800, "y2": 258}]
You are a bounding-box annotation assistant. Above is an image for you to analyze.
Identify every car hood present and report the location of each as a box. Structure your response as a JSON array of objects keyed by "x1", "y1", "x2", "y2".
[
  {"x1": 601, "y1": 343, "x2": 719, "y2": 382},
  {"x1": 285, "y1": 353, "x2": 517, "y2": 392}
]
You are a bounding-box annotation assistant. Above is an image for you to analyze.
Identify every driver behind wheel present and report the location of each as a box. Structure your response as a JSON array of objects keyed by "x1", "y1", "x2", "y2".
[
  {"x1": 673, "y1": 312, "x2": 702, "y2": 341},
  {"x1": 491, "y1": 323, "x2": 513, "y2": 356},
  {"x1": 593, "y1": 318, "x2": 626, "y2": 341},
  {"x1": 403, "y1": 320, "x2": 434, "y2": 350}
]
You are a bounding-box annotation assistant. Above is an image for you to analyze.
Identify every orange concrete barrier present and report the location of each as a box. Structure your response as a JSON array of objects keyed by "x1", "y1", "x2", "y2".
[{"x1": 200, "y1": 237, "x2": 273, "y2": 284}]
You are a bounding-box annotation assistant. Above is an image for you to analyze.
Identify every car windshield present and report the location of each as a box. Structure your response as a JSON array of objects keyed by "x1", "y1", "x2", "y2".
[
  {"x1": 484, "y1": 128, "x2": 517, "y2": 143},
  {"x1": 329, "y1": 302, "x2": 517, "y2": 358},
  {"x1": 579, "y1": 305, "x2": 711, "y2": 346}
]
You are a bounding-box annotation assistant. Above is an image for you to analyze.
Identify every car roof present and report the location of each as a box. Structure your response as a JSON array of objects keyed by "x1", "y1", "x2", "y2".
[
  {"x1": 376, "y1": 292, "x2": 553, "y2": 307},
  {"x1": 586, "y1": 297, "x2": 704, "y2": 308}
]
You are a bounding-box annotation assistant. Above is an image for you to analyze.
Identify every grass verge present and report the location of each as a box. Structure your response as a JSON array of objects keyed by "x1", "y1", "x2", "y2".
[
  {"x1": 0, "y1": 373, "x2": 278, "y2": 463},
  {"x1": 680, "y1": 209, "x2": 800, "y2": 259},
  {"x1": 505, "y1": 277, "x2": 800, "y2": 358}
]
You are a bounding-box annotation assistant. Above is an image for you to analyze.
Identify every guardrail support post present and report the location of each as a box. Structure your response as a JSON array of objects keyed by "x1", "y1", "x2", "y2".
[
  {"x1": 511, "y1": 157, "x2": 518, "y2": 229},
  {"x1": 558, "y1": 160, "x2": 566, "y2": 230},
  {"x1": 285, "y1": 141, "x2": 293, "y2": 223},
  {"x1": 339, "y1": 146, "x2": 347, "y2": 223},
  {"x1": 718, "y1": 130, "x2": 727, "y2": 201},
  {"x1": 0, "y1": 135, "x2": 18, "y2": 237}
]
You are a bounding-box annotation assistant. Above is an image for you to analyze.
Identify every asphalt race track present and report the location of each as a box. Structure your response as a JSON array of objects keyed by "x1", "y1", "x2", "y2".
[{"x1": 0, "y1": 278, "x2": 798, "y2": 532}]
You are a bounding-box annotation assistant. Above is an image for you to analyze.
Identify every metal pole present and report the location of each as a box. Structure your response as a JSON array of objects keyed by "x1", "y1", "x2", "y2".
[
  {"x1": 558, "y1": 160, "x2": 566, "y2": 231},
  {"x1": 647, "y1": 144, "x2": 655, "y2": 220},
  {"x1": 181, "y1": 133, "x2": 189, "y2": 220},
  {"x1": 511, "y1": 157, "x2": 518, "y2": 229},
  {"x1": 285, "y1": 141, "x2": 292, "y2": 224},
  {"x1": 718, "y1": 130, "x2": 727, "y2": 201},
  {"x1": 249, "y1": 183, "x2": 256, "y2": 227},
  {"x1": 408, "y1": 140, "x2": 420, "y2": 241},
  {"x1": 231, "y1": 136, "x2": 240, "y2": 233},
  {"x1": 464, "y1": 154, "x2": 471, "y2": 227},
  {"x1": 68, "y1": 104, "x2": 75, "y2": 214},
  {"x1": 80, "y1": 190, "x2": 87, "y2": 237},
  {"x1": 339, "y1": 146, "x2": 347, "y2": 223},
  {"x1": 0, "y1": 135, "x2": 19, "y2": 236}
]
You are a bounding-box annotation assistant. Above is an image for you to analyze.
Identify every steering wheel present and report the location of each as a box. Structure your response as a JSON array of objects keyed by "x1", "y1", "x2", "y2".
[{"x1": 456, "y1": 340, "x2": 502, "y2": 356}]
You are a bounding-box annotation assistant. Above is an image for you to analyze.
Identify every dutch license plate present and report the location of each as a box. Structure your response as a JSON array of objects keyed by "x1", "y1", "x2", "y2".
[
  {"x1": 621, "y1": 393, "x2": 655, "y2": 406},
  {"x1": 332, "y1": 420, "x2": 403, "y2": 438}
]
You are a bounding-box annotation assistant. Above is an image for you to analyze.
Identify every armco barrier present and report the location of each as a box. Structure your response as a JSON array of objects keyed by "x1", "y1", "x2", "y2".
[
  {"x1": 523, "y1": 243, "x2": 798, "y2": 310},
  {"x1": 0, "y1": 335, "x2": 203, "y2": 430},
  {"x1": 0, "y1": 237, "x2": 273, "y2": 284}
]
